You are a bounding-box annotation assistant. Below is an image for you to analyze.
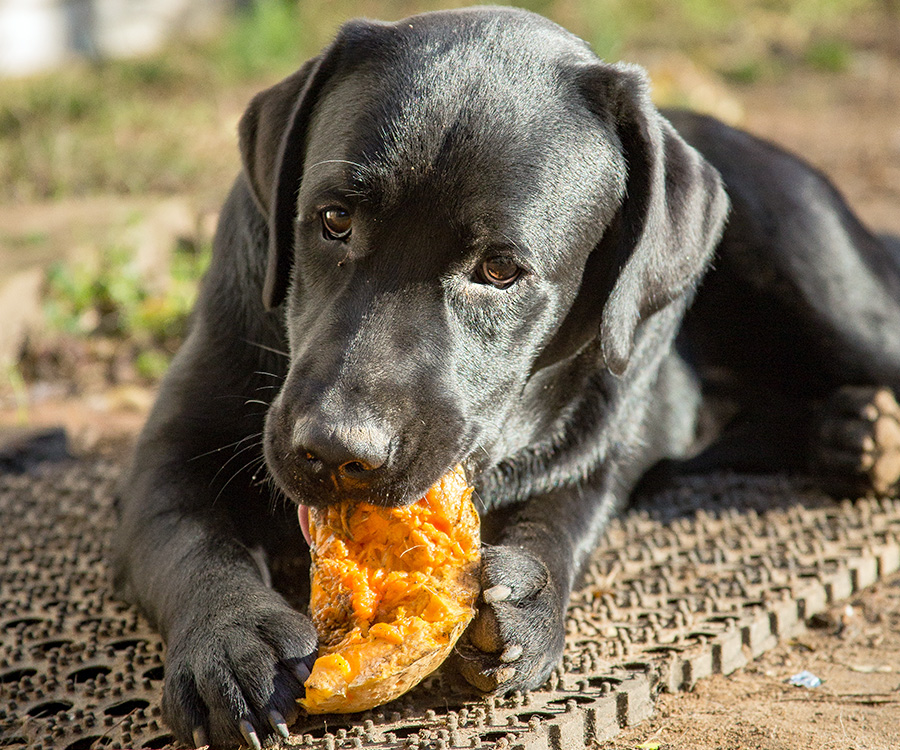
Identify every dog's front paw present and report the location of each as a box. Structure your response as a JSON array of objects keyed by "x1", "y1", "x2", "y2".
[
  {"x1": 163, "y1": 598, "x2": 316, "y2": 749},
  {"x1": 813, "y1": 386, "x2": 900, "y2": 497},
  {"x1": 453, "y1": 545, "x2": 565, "y2": 694}
]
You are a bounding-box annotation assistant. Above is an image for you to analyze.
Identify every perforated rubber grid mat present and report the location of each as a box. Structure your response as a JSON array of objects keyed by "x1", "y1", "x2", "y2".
[{"x1": 2, "y1": 457, "x2": 900, "y2": 749}]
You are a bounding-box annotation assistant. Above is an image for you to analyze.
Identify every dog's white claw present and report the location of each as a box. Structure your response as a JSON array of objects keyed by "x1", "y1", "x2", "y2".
[
  {"x1": 268, "y1": 709, "x2": 291, "y2": 739},
  {"x1": 483, "y1": 584, "x2": 512, "y2": 603},
  {"x1": 500, "y1": 643, "x2": 523, "y2": 662},
  {"x1": 495, "y1": 666, "x2": 517, "y2": 683},
  {"x1": 239, "y1": 718, "x2": 262, "y2": 750},
  {"x1": 191, "y1": 726, "x2": 209, "y2": 749}
]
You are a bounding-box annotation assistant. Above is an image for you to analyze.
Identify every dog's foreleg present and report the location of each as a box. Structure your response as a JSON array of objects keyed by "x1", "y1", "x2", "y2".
[{"x1": 453, "y1": 475, "x2": 620, "y2": 693}]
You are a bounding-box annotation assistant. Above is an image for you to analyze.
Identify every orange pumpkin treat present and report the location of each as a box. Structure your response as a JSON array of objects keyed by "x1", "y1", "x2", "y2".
[{"x1": 300, "y1": 469, "x2": 481, "y2": 713}]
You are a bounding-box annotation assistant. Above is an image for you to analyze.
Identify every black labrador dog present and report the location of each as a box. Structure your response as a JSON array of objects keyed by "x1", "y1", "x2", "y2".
[{"x1": 113, "y1": 7, "x2": 900, "y2": 748}]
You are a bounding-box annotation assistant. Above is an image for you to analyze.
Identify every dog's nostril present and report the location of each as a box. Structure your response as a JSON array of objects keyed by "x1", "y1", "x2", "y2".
[
  {"x1": 304, "y1": 451, "x2": 323, "y2": 466},
  {"x1": 339, "y1": 460, "x2": 372, "y2": 475},
  {"x1": 292, "y1": 419, "x2": 390, "y2": 480}
]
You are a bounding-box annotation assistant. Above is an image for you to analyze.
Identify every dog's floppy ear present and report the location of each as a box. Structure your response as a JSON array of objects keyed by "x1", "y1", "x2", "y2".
[
  {"x1": 238, "y1": 57, "x2": 325, "y2": 310},
  {"x1": 584, "y1": 64, "x2": 729, "y2": 376},
  {"x1": 238, "y1": 27, "x2": 369, "y2": 310}
]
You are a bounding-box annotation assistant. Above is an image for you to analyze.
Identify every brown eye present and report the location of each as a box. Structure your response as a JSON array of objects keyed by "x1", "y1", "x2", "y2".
[
  {"x1": 479, "y1": 256, "x2": 522, "y2": 288},
  {"x1": 321, "y1": 207, "x2": 352, "y2": 240}
]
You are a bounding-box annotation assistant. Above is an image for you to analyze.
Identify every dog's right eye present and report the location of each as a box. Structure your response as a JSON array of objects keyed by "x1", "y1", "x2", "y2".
[
  {"x1": 477, "y1": 256, "x2": 522, "y2": 289},
  {"x1": 321, "y1": 208, "x2": 352, "y2": 241}
]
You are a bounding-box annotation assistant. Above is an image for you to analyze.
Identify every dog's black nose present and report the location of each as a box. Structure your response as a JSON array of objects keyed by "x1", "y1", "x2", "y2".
[{"x1": 292, "y1": 418, "x2": 390, "y2": 480}]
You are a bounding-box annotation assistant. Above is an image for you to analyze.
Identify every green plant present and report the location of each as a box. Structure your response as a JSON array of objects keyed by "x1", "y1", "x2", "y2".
[
  {"x1": 43, "y1": 240, "x2": 211, "y2": 350},
  {"x1": 805, "y1": 38, "x2": 852, "y2": 72},
  {"x1": 214, "y1": 0, "x2": 309, "y2": 80},
  {"x1": 135, "y1": 349, "x2": 173, "y2": 380},
  {"x1": 3, "y1": 364, "x2": 29, "y2": 424}
]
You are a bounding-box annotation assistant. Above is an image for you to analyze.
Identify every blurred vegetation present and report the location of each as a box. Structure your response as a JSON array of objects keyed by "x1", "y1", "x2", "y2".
[
  {"x1": 43, "y1": 240, "x2": 209, "y2": 346},
  {"x1": 0, "y1": 0, "x2": 893, "y2": 204},
  {"x1": 19, "y1": 238, "x2": 211, "y2": 387}
]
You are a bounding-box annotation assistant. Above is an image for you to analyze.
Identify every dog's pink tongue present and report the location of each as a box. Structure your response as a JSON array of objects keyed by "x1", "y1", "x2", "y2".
[{"x1": 298, "y1": 504, "x2": 311, "y2": 546}]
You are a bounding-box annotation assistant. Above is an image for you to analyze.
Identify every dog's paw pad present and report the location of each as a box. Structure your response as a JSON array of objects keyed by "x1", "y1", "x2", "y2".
[
  {"x1": 451, "y1": 545, "x2": 564, "y2": 695},
  {"x1": 814, "y1": 386, "x2": 900, "y2": 497}
]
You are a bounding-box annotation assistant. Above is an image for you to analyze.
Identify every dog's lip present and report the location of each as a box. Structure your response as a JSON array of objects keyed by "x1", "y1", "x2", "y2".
[{"x1": 298, "y1": 504, "x2": 311, "y2": 546}]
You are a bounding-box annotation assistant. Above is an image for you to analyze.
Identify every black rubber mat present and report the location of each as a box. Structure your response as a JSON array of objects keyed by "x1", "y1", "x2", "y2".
[{"x1": 2, "y1": 456, "x2": 899, "y2": 749}]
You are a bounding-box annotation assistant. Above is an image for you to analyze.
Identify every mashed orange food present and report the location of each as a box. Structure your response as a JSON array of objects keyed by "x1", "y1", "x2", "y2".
[{"x1": 301, "y1": 469, "x2": 481, "y2": 713}]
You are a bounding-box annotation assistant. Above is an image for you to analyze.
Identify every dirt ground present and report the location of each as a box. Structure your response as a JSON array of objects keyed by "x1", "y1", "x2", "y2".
[
  {"x1": 603, "y1": 575, "x2": 900, "y2": 750},
  {"x1": 2, "y1": 34, "x2": 900, "y2": 750}
]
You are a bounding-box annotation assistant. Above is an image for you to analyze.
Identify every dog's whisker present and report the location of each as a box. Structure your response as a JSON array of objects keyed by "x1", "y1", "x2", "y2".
[
  {"x1": 266, "y1": 482, "x2": 292, "y2": 516},
  {"x1": 343, "y1": 189, "x2": 370, "y2": 203},
  {"x1": 242, "y1": 339, "x2": 289, "y2": 358},
  {"x1": 469, "y1": 487, "x2": 489, "y2": 514},
  {"x1": 249, "y1": 462, "x2": 266, "y2": 484},
  {"x1": 306, "y1": 158, "x2": 367, "y2": 171},
  {"x1": 244, "y1": 399, "x2": 271, "y2": 408},
  {"x1": 213, "y1": 454, "x2": 268, "y2": 507},
  {"x1": 209, "y1": 439, "x2": 265, "y2": 488},
  {"x1": 497, "y1": 230, "x2": 526, "y2": 256},
  {"x1": 189, "y1": 432, "x2": 262, "y2": 462}
]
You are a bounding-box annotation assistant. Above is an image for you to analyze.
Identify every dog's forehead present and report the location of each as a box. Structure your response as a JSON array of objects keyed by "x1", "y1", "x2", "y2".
[
  {"x1": 302, "y1": 9, "x2": 623, "y2": 253},
  {"x1": 342, "y1": 10, "x2": 598, "y2": 175}
]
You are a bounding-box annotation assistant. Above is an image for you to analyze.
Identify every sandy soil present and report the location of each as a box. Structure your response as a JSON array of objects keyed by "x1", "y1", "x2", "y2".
[
  {"x1": 738, "y1": 59, "x2": 900, "y2": 238},
  {"x1": 603, "y1": 575, "x2": 900, "y2": 750}
]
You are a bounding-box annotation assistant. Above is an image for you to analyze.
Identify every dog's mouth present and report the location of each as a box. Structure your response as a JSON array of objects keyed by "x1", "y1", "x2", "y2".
[{"x1": 295, "y1": 461, "x2": 479, "y2": 548}]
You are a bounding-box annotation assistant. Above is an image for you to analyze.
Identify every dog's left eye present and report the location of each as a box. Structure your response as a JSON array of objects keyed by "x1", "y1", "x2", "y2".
[
  {"x1": 477, "y1": 256, "x2": 522, "y2": 289},
  {"x1": 321, "y1": 207, "x2": 352, "y2": 241}
]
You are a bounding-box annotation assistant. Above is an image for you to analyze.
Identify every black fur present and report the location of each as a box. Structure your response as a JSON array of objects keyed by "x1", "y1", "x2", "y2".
[{"x1": 113, "y1": 8, "x2": 900, "y2": 747}]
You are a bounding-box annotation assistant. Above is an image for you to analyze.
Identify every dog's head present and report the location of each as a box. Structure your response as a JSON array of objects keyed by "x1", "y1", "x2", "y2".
[{"x1": 240, "y1": 8, "x2": 728, "y2": 509}]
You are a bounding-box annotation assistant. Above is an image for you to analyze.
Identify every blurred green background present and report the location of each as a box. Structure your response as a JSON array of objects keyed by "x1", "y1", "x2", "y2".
[{"x1": 0, "y1": 0, "x2": 892, "y2": 205}]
